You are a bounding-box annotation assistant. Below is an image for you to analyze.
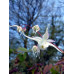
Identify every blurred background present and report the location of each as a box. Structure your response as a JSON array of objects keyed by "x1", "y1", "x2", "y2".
[{"x1": 9, "y1": 0, "x2": 64, "y2": 74}]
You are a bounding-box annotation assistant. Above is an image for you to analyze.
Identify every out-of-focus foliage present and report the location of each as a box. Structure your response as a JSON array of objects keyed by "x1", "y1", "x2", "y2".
[
  {"x1": 9, "y1": 0, "x2": 64, "y2": 73},
  {"x1": 9, "y1": 48, "x2": 64, "y2": 74}
]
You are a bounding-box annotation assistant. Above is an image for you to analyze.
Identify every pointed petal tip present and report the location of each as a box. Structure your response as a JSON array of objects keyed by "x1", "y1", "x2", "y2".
[{"x1": 47, "y1": 39, "x2": 55, "y2": 43}]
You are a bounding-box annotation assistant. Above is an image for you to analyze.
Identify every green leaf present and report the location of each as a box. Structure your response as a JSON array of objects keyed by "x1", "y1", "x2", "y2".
[
  {"x1": 17, "y1": 53, "x2": 27, "y2": 63},
  {"x1": 23, "y1": 53, "x2": 27, "y2": 60},
  {"x1": 32, "y1": 69, "x2": 35, "y2": 74},
  {"x1": 50, "y1": 68, "x2": 60, "y2": 74},
  {"x1": 17, "y1": 48, "x2": 32, "y2": 52},
  {"x1": 9, "y1": 49, "x2": 14, "y2": 55},
  {"x1": 17, "y1": 54, "x2": 24, "y2": 62}
]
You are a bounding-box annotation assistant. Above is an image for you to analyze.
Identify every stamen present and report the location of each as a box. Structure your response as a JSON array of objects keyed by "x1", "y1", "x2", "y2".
[{"x1": 41, "y1": 45, "x2": 44, "y2": 48}]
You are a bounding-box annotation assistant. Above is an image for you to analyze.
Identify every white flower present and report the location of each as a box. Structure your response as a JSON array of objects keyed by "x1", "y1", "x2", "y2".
[
  {"x1": 32, "y1": 25, "x2": 40, "y2": 33},
  {"x1": 23, "y1": 24, "x2": 63, "y2": 53},
  {"x1": 32, "y1": 45, "x2": 40, "y2": 56},
  {"x1": 9, "y1": 25, "x2": 23, "y2": 32}
]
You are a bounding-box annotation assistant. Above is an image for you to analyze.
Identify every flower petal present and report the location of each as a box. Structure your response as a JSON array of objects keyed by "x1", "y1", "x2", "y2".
[
  {"x1": 44, "y1": 42, "x2": 50, "y2": 48},
  {"x1": 47, "y1": 39, "x2": 55, "y2": 43},
  {"x1": 43, "y1": 27, "x2": 49, "y2": 40},
  {"x1": 9, "y1": 25, "x2": 18, "y2": 27},
  {"x1": 38, "y1": 41, "x2": 50, "y2": 50},
  {"x1": 49, "y1": 43, "x2": 63, "y2": 53},
  {"x1": 32, "y1": 36, "x2": 42, "y2": 42},
  {"x1": 23, "y1": 33, "x2": 42, "y2": 42}
]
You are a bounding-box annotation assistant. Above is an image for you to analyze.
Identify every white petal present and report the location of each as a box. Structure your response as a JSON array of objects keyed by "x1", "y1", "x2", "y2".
[
  {"x1": 44, "y1": 42, "x2": 50, "y2": 48},
  {"x1": 49, "y1": 43, "x2": 63, "y2": 53},
  {"x1": 9, "y1": 25, "x2": 18, "y2": 27},
  {"x1": 33, "y1": 36, "x2": 42, "y2": 42},
  {"x1": 43, "y1": 27, "x2": 49, "y2": 40},
  {"x1": 23, "y1": 33, "x2": 42, "y2": 42},
  {"x1": 47, "y1": 39, "x2": 55, "y2": 43}
]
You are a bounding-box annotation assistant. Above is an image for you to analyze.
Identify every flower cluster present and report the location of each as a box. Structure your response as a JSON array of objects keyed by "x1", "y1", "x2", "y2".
[{"x1": 10, "y1": 24, "x2": 63, "y2": 57}]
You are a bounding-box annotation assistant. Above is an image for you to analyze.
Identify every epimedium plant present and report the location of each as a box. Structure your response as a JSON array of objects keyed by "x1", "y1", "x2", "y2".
[
  {"x1": 9, "y1": 24, "x2": 64, "y2": 74},
  {"x1": 10, "y1": 24, "x2": 64, "y2": 56}
]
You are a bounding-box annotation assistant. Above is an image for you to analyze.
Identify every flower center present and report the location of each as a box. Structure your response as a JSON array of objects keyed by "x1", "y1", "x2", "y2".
[
  {"x1": 34, "y1": 26, "x2": 37, "y2": 31},
  {"x1": 41, "y1": 45, "x2": 44, "y2": 49}
]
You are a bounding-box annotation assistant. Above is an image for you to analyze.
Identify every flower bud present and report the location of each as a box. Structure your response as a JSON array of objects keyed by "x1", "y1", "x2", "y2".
[
  {"x1": 32, "y1": 45, "x2": 40, "y2": 56},
  {"x1": 32, "y1": 25, "x2": 40, "y2": 33},
  {"x1": 17, "y1": 26, "x2": 23, "y2": 32}
]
